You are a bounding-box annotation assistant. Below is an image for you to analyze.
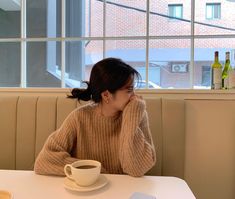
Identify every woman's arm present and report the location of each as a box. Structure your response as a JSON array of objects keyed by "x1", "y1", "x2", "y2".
[
  {"x1": 34, "y1": 110, "x2": 79, "y2": 176},
  {"x1": 119, "y1": 98, "x2": 156, "y2": 177}
]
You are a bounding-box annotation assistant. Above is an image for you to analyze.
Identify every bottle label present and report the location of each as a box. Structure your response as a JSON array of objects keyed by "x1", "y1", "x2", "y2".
[
  {"x1": 224, "y1": 78, "x2": 229, "y2": 89},
  {"x1": 212, "y1": 68, "x2": 222, "y2": 89},
  {"x1": 228, "y1": 70, "x2": 235, "y2": 89}
]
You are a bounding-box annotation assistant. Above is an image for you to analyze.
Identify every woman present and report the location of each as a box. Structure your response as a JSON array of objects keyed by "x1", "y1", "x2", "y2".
[{"x1": 34, "y1": 57, "x2": 156, "y2": 177}]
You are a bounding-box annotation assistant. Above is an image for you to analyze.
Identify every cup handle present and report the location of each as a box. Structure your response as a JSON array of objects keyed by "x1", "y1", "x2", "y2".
[{"x1": 64, "y1": 164, "x2": 74, "y2": 180}]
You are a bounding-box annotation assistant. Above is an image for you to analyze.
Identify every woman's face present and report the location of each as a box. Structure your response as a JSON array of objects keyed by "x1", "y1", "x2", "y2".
[{"x1": 108, "y1": 77, "x2": 135, "y2": 112}]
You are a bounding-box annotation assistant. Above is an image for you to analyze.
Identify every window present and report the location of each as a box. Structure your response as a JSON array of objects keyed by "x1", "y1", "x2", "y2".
[
  {"x1": 168, "y1": 4, "x2": 183, "y2": 19},
  {"x1": 206, "y1": 3, "x2": 221, "y2": 19},
  {"x1": 0, "y1": 1, "x2": 235, "y2": 89},
  {"x1": 201, "y1": 66, "x2": 211, "y2": 87}
]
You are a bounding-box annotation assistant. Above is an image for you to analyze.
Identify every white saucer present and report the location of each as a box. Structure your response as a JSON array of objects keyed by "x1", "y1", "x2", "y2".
[
  {"x1": 0, "y1": 190, "x2": 13, "y2": 199},
  {"x1": 64, "y1": 175, "x2": 108, "y2": 192}
]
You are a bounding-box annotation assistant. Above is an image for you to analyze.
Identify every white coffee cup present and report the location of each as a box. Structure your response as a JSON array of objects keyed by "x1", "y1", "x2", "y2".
[
  {"x1": 64, "y1": 160, "x2": 101, "y2": 186},
  {"x1": 0, "y1": 190, "x2": 13, "y2": 199}
]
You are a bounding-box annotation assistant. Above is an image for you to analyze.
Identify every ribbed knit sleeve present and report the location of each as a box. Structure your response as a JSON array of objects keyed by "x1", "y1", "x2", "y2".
[
  {"x1": 119, "y1": 99, "x2": 156, "y2": 177},
  {"x1": 34, "y1": 110, "x2": 79, "y2": 176}
]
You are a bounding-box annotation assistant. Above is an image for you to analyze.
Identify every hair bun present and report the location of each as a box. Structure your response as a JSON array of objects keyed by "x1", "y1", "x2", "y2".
[{"x1": 68, "y1": 83, "x2": 91, "y2": 101}]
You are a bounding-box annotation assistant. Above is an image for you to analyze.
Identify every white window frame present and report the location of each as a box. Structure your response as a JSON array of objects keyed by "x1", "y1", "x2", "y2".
[{"x1": 1, "y1": 0, "x2": 235, "y2": 89}]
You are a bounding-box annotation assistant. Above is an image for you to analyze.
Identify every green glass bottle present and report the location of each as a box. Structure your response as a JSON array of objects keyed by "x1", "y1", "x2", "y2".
[
  {"x1": 211, "y1": 51, "x2": 222, "y2": 89},
  {"x1": 222, "y1": 52, "x2": 231, "y2": 89}
]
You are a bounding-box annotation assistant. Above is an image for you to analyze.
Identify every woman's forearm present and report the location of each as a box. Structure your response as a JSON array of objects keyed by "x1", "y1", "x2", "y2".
[{"x1": 119, "y1": 99, "x2": 156, "y2": 177}]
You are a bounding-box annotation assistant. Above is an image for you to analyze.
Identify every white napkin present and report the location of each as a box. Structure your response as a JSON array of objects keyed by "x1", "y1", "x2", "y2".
[{"x1": 129, "y1": 192, "x2": 156, "y2": 199}]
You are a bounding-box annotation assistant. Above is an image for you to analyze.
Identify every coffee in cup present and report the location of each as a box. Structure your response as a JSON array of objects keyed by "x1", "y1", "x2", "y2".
[{"x1": 64, "y1": 160, "x2": 101, "y2": 186}]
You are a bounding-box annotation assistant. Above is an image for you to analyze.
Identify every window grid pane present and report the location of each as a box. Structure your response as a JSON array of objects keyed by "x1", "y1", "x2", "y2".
[{"x1": 0, "y1": 42, "x2": 21, "y2": 87}]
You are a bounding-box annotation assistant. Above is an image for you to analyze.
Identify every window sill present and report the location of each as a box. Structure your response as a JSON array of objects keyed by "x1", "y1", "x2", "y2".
[
  {"x1": 1, "y1": 88, "x2": 235, "y2": 100},
  {"x1": 138, "y1": 89, "x2": 235, "y2": 99}
]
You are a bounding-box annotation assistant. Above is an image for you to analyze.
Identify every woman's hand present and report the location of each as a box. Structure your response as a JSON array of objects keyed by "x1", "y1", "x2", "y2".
[
  {"x1": 122, "y1": 94, "x2": 145, "y2": 113},
  {"x1": 129, "y1": 94, "x2": 143, "y2": 101}
]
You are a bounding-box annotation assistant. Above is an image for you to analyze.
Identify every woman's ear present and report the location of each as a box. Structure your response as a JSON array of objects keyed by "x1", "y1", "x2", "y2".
[{"x1": 101, "y1": 90, "x2": 111, "y2": 104}]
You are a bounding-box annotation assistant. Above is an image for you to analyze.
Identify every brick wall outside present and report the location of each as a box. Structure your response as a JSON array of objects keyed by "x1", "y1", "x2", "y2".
[{"x1": 85, "y1": 0, "x2": 235, "y2": 88}]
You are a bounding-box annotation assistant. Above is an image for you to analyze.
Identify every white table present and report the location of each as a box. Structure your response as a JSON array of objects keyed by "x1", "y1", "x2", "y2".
[{"x1": 0, "y1": 170, "x2": 195, "y2": 199}]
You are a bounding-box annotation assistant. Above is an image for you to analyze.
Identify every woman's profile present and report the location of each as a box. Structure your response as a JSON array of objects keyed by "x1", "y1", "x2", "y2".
[{"x1": 34, "y1": 57, "x2": 156, "y2": 177}]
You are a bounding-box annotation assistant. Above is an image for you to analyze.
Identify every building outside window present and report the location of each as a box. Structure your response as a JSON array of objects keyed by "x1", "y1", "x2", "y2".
[
  {"x1": 168, "y1": 4, "x2": 183, "y2": 19},
  {"x1": 0, "y1": 0, "x2": 234, "y2": 89},
  {"x1": 206, "y1": 3, "x2": 221, "y2": 19},
  {"x1": 201, "y1": 65, "x2": 211, "y2": 86}
]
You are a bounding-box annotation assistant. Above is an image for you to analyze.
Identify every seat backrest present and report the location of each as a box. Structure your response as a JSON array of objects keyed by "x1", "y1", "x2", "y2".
[{"x1": 0, "y1": 96, "x2": 185, "y2": 179}]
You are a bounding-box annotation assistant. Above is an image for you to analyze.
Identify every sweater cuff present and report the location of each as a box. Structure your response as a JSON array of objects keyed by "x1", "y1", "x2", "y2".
[{"x1": 123, "y1": 99, "x2": 146, "y2": 117}]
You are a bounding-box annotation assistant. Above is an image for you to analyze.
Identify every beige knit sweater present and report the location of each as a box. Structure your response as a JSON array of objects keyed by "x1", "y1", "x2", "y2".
[{"x1": 34, "y1": 99, "x2": 156, "y2": 177}]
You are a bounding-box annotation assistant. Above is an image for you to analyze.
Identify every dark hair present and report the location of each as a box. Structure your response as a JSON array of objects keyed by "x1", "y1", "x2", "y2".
[{"x1": 68, "y1": 57, "x2": 140, "y2": 103}]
